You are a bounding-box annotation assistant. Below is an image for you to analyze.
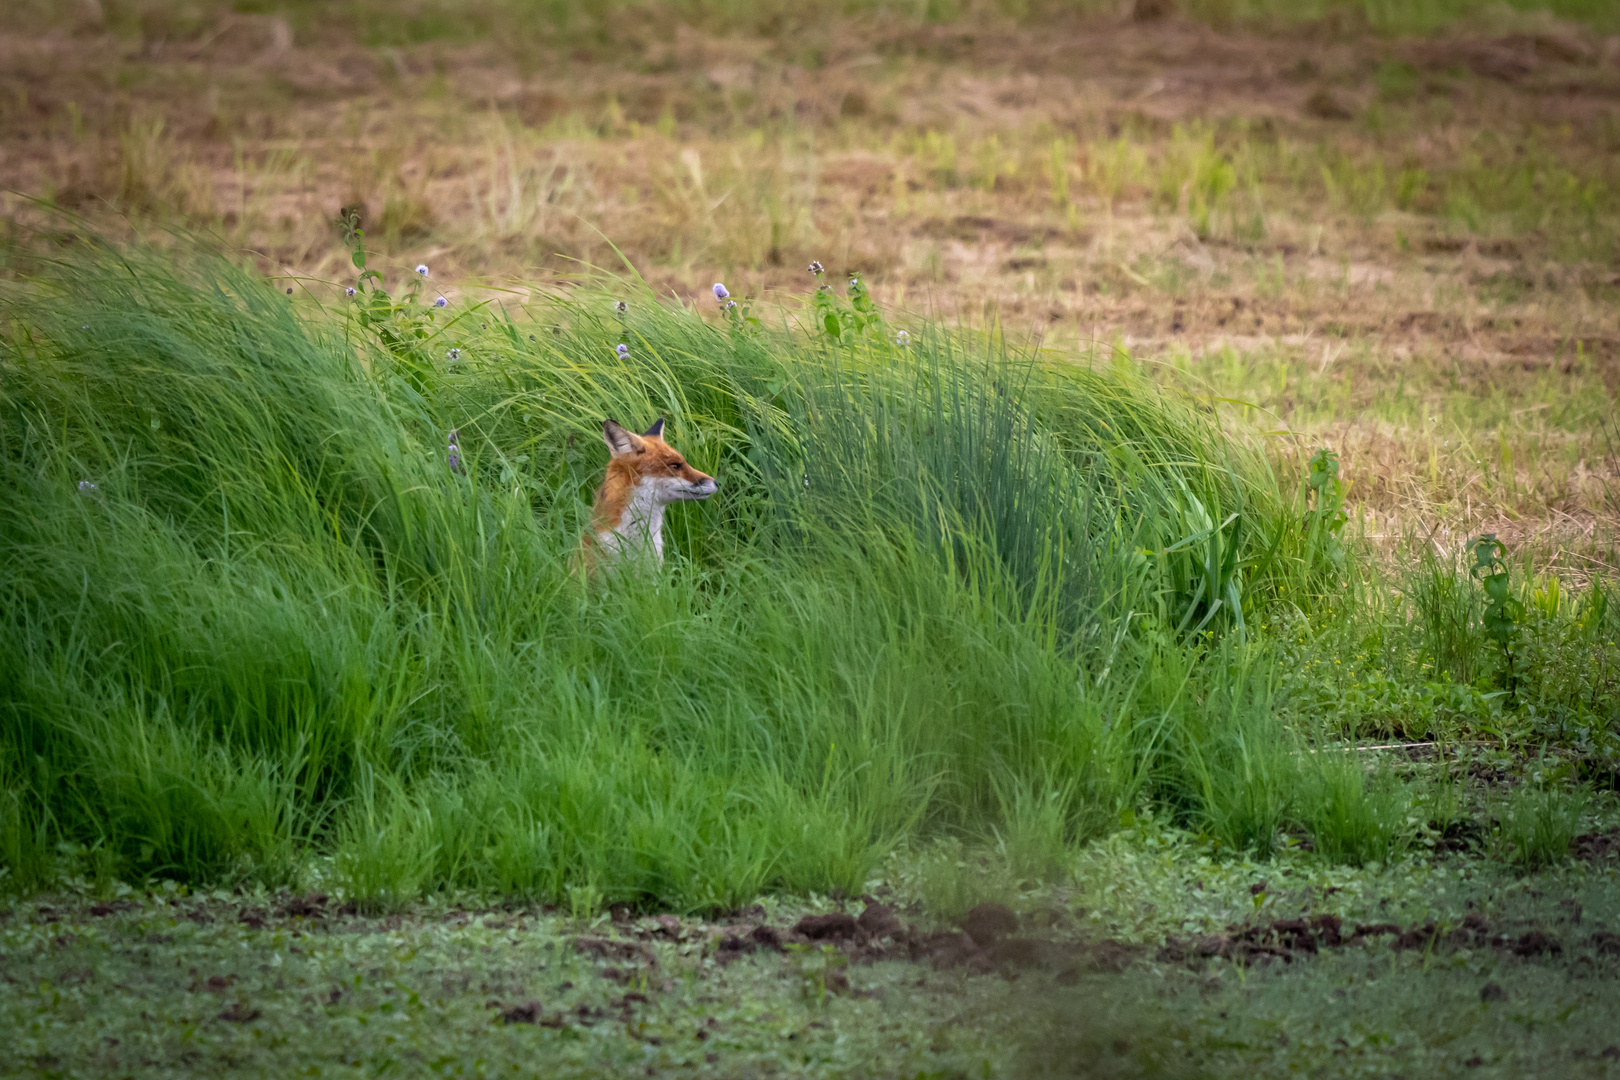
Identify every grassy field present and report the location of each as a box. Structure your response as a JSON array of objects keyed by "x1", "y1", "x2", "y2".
[{"x1": 3, "y1": 1, "x2": 1620, "y2": 1077}]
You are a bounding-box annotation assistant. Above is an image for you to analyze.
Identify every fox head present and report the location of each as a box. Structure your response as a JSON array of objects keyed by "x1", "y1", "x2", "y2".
[
  {"x1": 599, "y1": 418, "x2": 717, "y2": 503},
  {"x1": 583, "y1": 418, "x2": 717, "y2": 568}
]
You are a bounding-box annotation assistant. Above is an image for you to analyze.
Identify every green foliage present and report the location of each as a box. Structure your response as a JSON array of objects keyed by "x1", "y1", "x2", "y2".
[
  {"x1": 1302, "y1": 447, "x2": 1348, "y2": 582},
  {"x1": 0, "y1": 234, "x2": 1329, "y2": 903},
  {"x1": 1295, "y1": 755, "x2": 1408, "y2": 866},
  {"x1": 1410, "y1": 546, "x2": 1486, "y2": 688},
  {"x1": 336, "y1": 209, "x2": 468, "y2": 392},
  {"x1": 807, "y1": 266, "x2": 883, "y2": 342},
  {"x1": 2, "y1": 234, "x2": 1608, "y2": 902},
  {"x1": 1469, "y1": 533, "x2": 1525, "y2": 698},
  {"x1": 1498, "y1": 781, "x2": 1587, "y2": 869}
]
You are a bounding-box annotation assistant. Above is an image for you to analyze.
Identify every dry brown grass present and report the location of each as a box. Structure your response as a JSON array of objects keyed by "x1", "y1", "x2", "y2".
[{"x1": 4, "y1": 5, "x2": 1618, "y2": 562}]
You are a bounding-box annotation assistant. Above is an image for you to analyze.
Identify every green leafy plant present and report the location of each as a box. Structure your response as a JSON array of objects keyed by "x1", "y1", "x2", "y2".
[
  {"x1": 1469, "y1": 533, "x2": 1524, "y2": 700},
  {"x1": 336, "y1": 208, "x2": 460, "y2": 392},
  {"x1": 1301, "y1": 447, "x2": 1347, "y2": 580},
  {"x1": 808, "y1": 262, "x2": 883, "y2": 341}
]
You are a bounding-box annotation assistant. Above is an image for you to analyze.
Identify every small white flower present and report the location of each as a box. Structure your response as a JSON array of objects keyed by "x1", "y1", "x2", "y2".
[
  {"x1": 434, "y1": 296, "x2": 448, "y2": 308},
  {"x1": 78, "y1": 480, "x2": 98, "y2": 496},
  {"x1": 894, "y1": 330, "x2": 910, "y2": 346},
  {"x1": 849, "y1": 278, "x2": 858, "y2": 289},
  {"x1": 614, "y1": 300, "x2": 628, "y2": 313},
  {"x1": 416, "y1": 264, "x2": 430, "y2": 276},
  {"x1": 447, "y1": 348, "x2": 461, "y2": 361},
  {"x1": 345, "y1": 287, "x2": 357, "y2": 297},
  {"x1": 808, "y1": 260, "x2": 824, "y2": 276}
]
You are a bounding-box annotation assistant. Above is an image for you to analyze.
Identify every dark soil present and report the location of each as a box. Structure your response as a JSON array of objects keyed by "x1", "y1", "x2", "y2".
[
  {"x1": 1157, "y1": 911, "x2": 1603, "y2": 967},
  {"x1": 1573, "y1": 830, "x2": 1620, "y2": 861}
]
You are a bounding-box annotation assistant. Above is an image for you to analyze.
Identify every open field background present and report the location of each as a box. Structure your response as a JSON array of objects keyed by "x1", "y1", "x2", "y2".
[
  {"x1": 7, "y1": 0, "x2": 1620, "y2": 544},
  {"x1": 3, "y1": 2, "x2": 1620, "y2": 1078}
]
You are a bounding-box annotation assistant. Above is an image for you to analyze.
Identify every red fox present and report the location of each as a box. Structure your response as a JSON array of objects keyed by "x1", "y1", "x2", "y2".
[{"x1": 582, "y1": 418, "x2": 717, "y2": 570}]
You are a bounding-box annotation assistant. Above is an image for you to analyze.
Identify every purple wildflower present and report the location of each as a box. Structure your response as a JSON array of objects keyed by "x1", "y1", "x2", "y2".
[
  {"x1": 895, "y1": 330, "x2": 910, "y2": 346},
  {"x1": 616, "y1": 343, "x2": 629, "y2": 358},
  {"x1": 345, "y1": 286, "x2": 357, "y2": 297},
  {"x1": 712, "y1": 282, "x2": 729, "y2": 300},
  {"x1": 416, "y1": 264, "x2": 429, "y2": 277},
  {"x1": 434, "y1": 296, "x2": 448, "y2": 308},
  {"x1": 808, "y1": 260, "x2": 824, "y2": 276}
]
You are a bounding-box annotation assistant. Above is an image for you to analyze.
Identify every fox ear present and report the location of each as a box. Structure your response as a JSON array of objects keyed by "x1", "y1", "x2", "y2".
[
  {"x1": 642, "y1": 418, "x2": 664, "y2": 439},
  {"x1": 602, "y1": 418, "x2": 644, "y2": 455}
]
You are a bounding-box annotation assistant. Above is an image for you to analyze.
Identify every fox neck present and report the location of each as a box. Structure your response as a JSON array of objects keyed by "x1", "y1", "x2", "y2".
[{"x1": 596, "y1": 476, "x2": 667, "y2": 561}]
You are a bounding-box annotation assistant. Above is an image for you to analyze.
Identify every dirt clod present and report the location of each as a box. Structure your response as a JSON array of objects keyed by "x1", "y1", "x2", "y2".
[
  {"x1": 1394, "y1": 923, "x2": 1441, "y2": 951},
  {"x1": 279, "y1": 894, "x2": 328, "y2": 919},
  {"x1": 962, "y1": 903, "x2": 1019, "y2": 946},
  {"x1": 218, "y1": 1002, "x2": 261, "y2": 1023},
  {"x1": 1480, "y1": 982, "x2": 1506, "y2": 1002},
  {"x1": 1574, "y1": 830, "x2": 1620, "y2": 861},
  {"x1": 858, "y1": 901, "x2": 902, "y2": 939},
  {"x1": 1511, "y1": 931, "x2": 1560, "y2": 957},
  {"x1": 1304, "y1": 87, "x2": 1353, "y2": 120},
  {"x1": 794, "y1": 913, "x2": 859, "y2": 941},
  {"x1": 574, "y1": 937, "x2": 655, "y2": 965},
  {"x1": 499, "y1": 1001, "x2": 542, "y2": 1024},
  {"x1": 987, "y1": 938, "x2": 1046, "y2": 968}
]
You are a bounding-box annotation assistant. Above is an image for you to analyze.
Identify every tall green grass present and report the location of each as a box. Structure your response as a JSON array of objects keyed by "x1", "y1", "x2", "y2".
[{"x1": 0, "y1": 236, "x2": 1439, "y2": 906}]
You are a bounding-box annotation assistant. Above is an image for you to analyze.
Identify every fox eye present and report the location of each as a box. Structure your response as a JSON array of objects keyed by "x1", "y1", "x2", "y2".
[{"x1": 669, "y1": 460, "x2": 684, "y2": 470}]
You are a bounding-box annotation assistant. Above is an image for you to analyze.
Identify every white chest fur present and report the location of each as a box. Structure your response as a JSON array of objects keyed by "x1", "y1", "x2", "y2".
[{"x1": 596, "y1": 477, "x2": 672, "y2": 561}]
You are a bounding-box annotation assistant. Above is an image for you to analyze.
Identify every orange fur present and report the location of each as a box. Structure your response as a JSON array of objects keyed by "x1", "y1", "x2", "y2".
[{"x1": 579, "y1": 418, "x2": 716, "y2": 573}]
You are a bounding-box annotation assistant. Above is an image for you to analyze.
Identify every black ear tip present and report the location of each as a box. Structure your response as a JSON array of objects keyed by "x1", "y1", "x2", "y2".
[{"x1": 643, "y1": 418, "x2": 665, "y2": 437}]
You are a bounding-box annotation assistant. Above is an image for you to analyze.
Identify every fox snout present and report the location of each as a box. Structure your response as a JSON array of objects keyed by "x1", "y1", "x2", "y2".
[{"x1": 680, "y1": 474, "x2": 718, "y2": 500}]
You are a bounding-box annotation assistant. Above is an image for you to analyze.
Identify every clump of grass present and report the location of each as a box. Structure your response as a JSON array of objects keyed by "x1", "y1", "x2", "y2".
[
  {"x1": 1296, "y1": 753, "x2": 1409, "y2": 866},
  {"x1": 1498, "y1": 781, "x2": 1588, "y2": 869},
  {"x1": 0, "y1": 233, "x2": 1329, "y2": 905}
]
